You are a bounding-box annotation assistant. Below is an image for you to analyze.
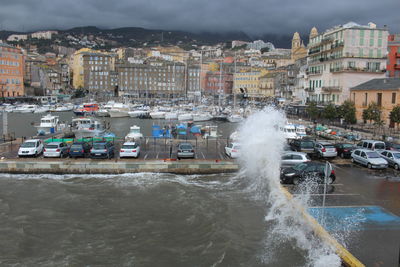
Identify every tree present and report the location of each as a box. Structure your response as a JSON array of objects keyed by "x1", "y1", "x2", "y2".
[
  {"x1": 389, "y1": 105, "x2": 400, "y2": 129},
  {"x1": 338, "y1": 100, "x2": 356, "y2": 124},
  {"x1": 260, "y1": 47, "x2": 270, "y2": 54},
  {"x1": 306, "y1": 101, "x2": 319, "y2": 120},
  {"x1": 362, "y1": 102, "x2": 381, "y2": 124},
  {"x1": 322, "y1": 103, "x2": 337, "y2": 122}
]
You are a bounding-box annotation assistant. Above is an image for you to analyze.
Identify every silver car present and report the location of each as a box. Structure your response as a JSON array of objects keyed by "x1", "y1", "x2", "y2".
[
  {"x1": 281, "y1": 152, "x2": 311, "y2": 168},
  {"x1": 351, "y1": 149, "x2": 388, "y2": 169},
  {"x1": 379, "y1": 150, "x2": 400, "y2": 170},
  {"x1": 177, "y1": 143, "x2": 195, "y2": 159},
  {"x1": 315, "y1": 141, "x2": 337, "y2": 158},
  {"x1": 43, "y1": 142, "x2": 69, "y2": 158}
]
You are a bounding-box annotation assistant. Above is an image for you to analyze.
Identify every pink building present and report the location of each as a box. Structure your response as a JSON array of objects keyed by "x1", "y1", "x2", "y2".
[{"x1": 204, "y1": 72, "x2": 233, "y2": 95}]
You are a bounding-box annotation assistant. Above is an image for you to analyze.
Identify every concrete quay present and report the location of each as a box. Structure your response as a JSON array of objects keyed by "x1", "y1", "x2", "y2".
[{"x1": 0, "y1": 159, "x2": 239, "y2": 175}]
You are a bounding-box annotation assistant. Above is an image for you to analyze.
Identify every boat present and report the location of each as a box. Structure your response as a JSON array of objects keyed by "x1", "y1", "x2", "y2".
[
  {"x1": 129, "y1": 110, "x2": 149, "y2": 118},
  {"x1": 35, "y1": 114, "x2": 61, "y2": 135},
  {"x1": 108, "y1": 103, "x2": 130, "y2": 118},
  {"x1": 192, "y1": 113, "x2": 213, "y2": 122},
  {"x1": 71, "y1": 117, "x2": 106, "y2": 138},
  {"x1": 165, "y1": 112, "x2": 178, "y2": 120},
  {"x1": 14, "y1": 104, "x2": 38, "y2": 113},
  {"x1": 34, "y1": 106, "x2": 50, "y2": 113},
  {"x1": 294, "y1": 124, "x2": 307, "y2": 138},
  {"x1": 73, "y1": 103, "x2": 99, "y2": 116},
  {"x1": 227, "y1": 114, "x2": 244, "y2": 123},
  {"x1": 280, "y1": 124, "x2": 298, "y2": 140},
  {"x1": 150, "y1": 111, "x2": 166, "y2": 119},
  {"x1": 178, "y1": 113, "x2": 193, "y2": 121},
  {"x1": 96, "y1": 101, "x2": 115, "y2": 117},
  {"x1": 125, "y1": 125, "x2": 144, "y2": 141}
]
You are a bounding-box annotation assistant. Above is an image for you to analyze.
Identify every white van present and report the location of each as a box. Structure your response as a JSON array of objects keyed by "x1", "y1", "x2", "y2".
[{"x1": 356, "y1": 140, "x2": 386, "y2": 152}]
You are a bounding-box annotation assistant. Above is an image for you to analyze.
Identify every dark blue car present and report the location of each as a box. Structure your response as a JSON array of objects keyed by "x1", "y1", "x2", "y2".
[
  {"x1": 69, "y1": 142, "x2": 92, "y2": 158},
  {"x1": 90, "y1": 141, "x2": 115, "y2": 159}
]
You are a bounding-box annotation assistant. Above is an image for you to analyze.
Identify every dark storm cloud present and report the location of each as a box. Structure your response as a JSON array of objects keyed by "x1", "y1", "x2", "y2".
[{"x1": 0, "y1": 0, "x2": 398, "y2": 35}]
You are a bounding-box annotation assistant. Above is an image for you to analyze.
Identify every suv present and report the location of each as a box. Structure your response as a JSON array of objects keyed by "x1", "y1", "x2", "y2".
[
  {"x1": 351, "y1": 149, "x2": 388, "y2": 169},
  {"x1": 314, "y1": 141, "x2": 337, "y2": 158},
  {"x1": 119, "y1": 142, "x2": 140, "y2": 158},
  {"x1": 280, "y1": 162, "x2": 336, "y2": 185},
  {"x1": 18, "y1": 139, "x2": 44, "y2": 157},
  {"x1": 90, "y1": 141, "x2": 115, "y2": 159},
  {"x1": 334, "y1": 143, "x2": 356, "y2": 158},
  {"x1": 177, "y1": 142, "x2": 195, "y2": 159},
  {"x1": 69, "y1": 142, "x2": 92, "y2": 158},
  {"x1": 281, "y1": 152, "x2": 311, "y2": 168},
  {"x1": 356, "y1": 140, "x2": 385, "y2": 152},
  {"x1": 290, "y1": 139, "x2": 315, "y2": 155},
  {"x1": 43, "y1": 142, "x2": 69, "y2": 158}
]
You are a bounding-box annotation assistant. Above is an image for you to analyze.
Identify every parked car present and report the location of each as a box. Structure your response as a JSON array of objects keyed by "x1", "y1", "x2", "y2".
[
  {"x1": 90, "y1": 141, "x2": 115, "y2": 159},
  {"x1": 379, "y1": 150, "x2": 400, "y2": 170},
  {"x1": 43, "y1": 142, "x2": 69, "y2": 158},
  {"x1": 281, "y1": 152, "x2": 311, "y2": 168},
  {"x1": 351, "y1": 149, "x2": 388, "y2": 169},
  {"x1": 177, "y1": 142, "x2": 195, "y2": 159},
  {"x1": 356, "y1": 140, "x2": 386, "y2": 152},
  {"x1": 280, "y1": 162, "x2": 336, "y2": 185},
  {"x1": 384, "y1": 142, "x2": 400, "y2": 151},
  {"x1": 290, "y1": 139, "x2": 315, "y2": 155},
  {"x1": 69, "y1": 142, "x2": 92, "y2": 158},
  {"x1": 334, "y1": 143, "x2": 356, "y2": 158},
  {"x1": 314, "y1": 141, "x2": 337, "y2": 158},
  {"x1": 225, "y1": 142, "x2": 240, "y2": 158},
  {"x1": 18, "y1": 139, "x2": 44, "y2": 157},
  {"x1": 119, "y1": 142, "x2": 140, "y2": 158}
]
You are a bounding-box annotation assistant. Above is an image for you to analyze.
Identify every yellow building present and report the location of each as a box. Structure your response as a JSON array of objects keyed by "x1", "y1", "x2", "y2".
[
  {"x1": 291, "y1": 32, "x2": 307, "y2": 61},
  {"x1": 70, "y1": 48, "x2": 94, "y2": 89},
  {"x1": 350, "y1": 78, "x2": 400, "y2": 125},
  {"x1": 233, "y1": 69, "x2": 268, "y2": 98}
]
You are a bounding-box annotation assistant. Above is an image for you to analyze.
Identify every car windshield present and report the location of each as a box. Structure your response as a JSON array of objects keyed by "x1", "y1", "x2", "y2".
[
  {"x1": 375, "y1": 143, "x2": 385, "y2": 149},
  {"x1": 366, "y1": 152, "x2": 380, "y2": 158},
  {"x1": 21, "y1": 142, "x2": 36, "y2": 148},
  {"x1": 393, "y1": 153, "x2": 400, "y2": 159},
  {"x1": 45, "y1": 145, "x2": 59, "y2": 149},
  {"x1": 93, "y1": 143, "x2": 106, "y2": 150},
  {"x1": 180, "y1": 144, "x2": 192, "y2": 150},
  {"x1": 323, "y1": 145, "x2": 335, "y2": 148},
  {"x1": 292, "y1": 163, "x2": 308, "y2": 171},
  {"x1": 122, "y1": 145, "x2": 136, "y2": 149},
  {"x1": 301, "y1": 141, "x2": 314, "y2": 148},
  {"x1": 342, "y1": 144, "x2": 354, "y2": 148}
]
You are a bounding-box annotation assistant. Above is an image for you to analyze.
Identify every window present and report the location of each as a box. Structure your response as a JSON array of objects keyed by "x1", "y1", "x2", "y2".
[
  {"x1": 364, "y1": 93, "x2": 368, "y2": 106},
  {"x1": 377, "y1": 93, "x2": 382, "y2": 106},
  {"x1": 369, "y1": 38, "x2": 374, "y2": 47},
  {"x1": 392, "y1": 93, "x2": 396, "y2": 104}
]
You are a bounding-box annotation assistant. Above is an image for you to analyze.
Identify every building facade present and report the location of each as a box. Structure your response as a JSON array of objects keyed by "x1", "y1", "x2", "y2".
[
  {"x1": 387, "y1": 34, "x2": 400, "y2": 78},
  {"x1": 204, "y1": 72, "x2": 233, "y2": 96},
  {"x1": 350, "y1": 78, "x2": 400, "y2": 125},
  {"x1": 307, "y1": 22, "x2": 388, "y2": 105},
  {"x1": 0, "y1": 43, "x2": 25, "y2": 97}
]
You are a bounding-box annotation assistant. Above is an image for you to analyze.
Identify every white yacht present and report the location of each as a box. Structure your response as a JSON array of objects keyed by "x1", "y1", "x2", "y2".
[
  {"x1": 34, "y1": 106, "x2": 50, "y2": 113},
  {"x1": 150, "y1": 111, "x2": 166, "y2": 119},
  {"x1": 108, "y1": 103, "x2": 130, "y2": 118},
  {"x1": 14, "y1": 104, "x2": 38, "y2": 113},
  {"x1": 193, "y1": 112, "x2": 213, "y2": 122},
  {"x1": 71, "y1": 117, "x2": 106, "y2": 138},
  {"x1": 227, "y1": 114, "x2": 244, "y2": 123},
  {"x1": 281, "y1": 124, "x2": 298, "y2": 140},
  {"x1": 96, "y1": 101, "x2": 115, "y2": 117},
  {"x1": 178, "y1": 113, "x2": 193, "y2": 121},
  {"x1": 125, "y1": 125, "x2": 144, "y2": 141},
  {"x1": 165, "y1": 111, "x2": 178, "y2": 120},
  {"x1": 35, "y1": 114, "x2": 61, "y2": 135}
]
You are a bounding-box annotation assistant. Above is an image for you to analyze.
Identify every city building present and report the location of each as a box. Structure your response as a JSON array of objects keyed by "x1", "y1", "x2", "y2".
[
  {"x1": 246, "y1": 40, "x2": 275, "y2": 51},
  {"x1": 307, "y1": 22, "x2": 388, "y2": 105},
  {"x1": 233, "y1": 69, "x2": 268, "y2": 99},
  {"x1": 204, "y1": 72, "x2": 233, "y2": 96},
  {"x1": 350, "y1": 78, "x2": 400, "y2": 125},
  {"x1": 387, "y1": 34, "x2": 400, "y2": 78},
  {"x1": 291, "y1": 32, "x2": 307, "y2": 61},
  {"x1": 0, "y1": 43, "x2": 25, "y2": 97},
  {"x1": 83, "y1": 52, "x2": 116, "y2": 95},
  {"x1": 31, "y1": 31, "x2": 58, "y2": 40},
  {"x1": 6, "y1": 34, "x2": 28, "y2": 42}
]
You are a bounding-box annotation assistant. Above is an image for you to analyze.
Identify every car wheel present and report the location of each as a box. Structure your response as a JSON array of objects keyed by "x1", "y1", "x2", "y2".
[
  {"x1": 367, "y1": 163, "x2": 372, "y2": 169},
  {"x1": 340, "y1": 152, "x2": 344, "y2": 158},
  {"x1": 327, "y1": 176, "x2": 334, "y2": 184},
  {"x1": 293, "y1": 177, "x2": 300, "y2": 185},
  {"x1": 395, "y1": 164, "x2": 399, "y2": 170},
  {"x1": 351, "y1": 157, "x2": 355, "y2": 163}
]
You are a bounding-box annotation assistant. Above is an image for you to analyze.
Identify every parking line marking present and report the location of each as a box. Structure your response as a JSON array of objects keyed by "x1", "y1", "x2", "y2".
[
  {"x1": 219, "y1": 152, "x2": 224, "y2": 159},
  {"x1": 201, "y1": 152, "x2": 205, "y2": 159},
  {"x1": 293, "y1": 193, "x2": 360, "y2": 196},
  {"x1": 156, "y1": 152, "x2": 159, "y2": 159}
]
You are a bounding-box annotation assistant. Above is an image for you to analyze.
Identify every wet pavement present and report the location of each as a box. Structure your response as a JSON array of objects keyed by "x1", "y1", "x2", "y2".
[{"x1": 286, "y1": 162, "x2": 400, "y2": 266}]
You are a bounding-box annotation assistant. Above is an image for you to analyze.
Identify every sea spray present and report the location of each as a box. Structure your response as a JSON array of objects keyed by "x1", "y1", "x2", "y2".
[{"x1": 238, "y1": 107, "x2": 341, "y2": 267}]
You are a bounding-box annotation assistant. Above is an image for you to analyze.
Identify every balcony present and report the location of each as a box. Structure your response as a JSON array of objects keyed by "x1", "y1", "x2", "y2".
[
  {"x1": 322, "y1": 86, "x2": 342, "y2": 92},
  {"x1": 305, "y1": 87, "x2": 315, "y2": 92},
  {"x1": 330, "y1": 67, "x2": 386, "y2": 73}
]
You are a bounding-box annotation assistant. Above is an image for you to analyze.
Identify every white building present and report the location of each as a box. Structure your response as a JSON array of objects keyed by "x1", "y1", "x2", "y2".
[
  {"x1": 247, "y1": 40, "x2": 275, "y2": 51},
  {"x1": 31, "y1": 31, "x2": 58, "y2": 40},
  {"x1": 7, "y1": 34, "x2": 28, "y2": 42},
  {"x1": 306, "y1": 22, "x2": 388, "y2": 104}
]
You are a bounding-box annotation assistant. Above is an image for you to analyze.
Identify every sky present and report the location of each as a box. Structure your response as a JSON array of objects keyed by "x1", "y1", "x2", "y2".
[{"x1": 0, "y1": 0, "x2": 399, "y2": 36}]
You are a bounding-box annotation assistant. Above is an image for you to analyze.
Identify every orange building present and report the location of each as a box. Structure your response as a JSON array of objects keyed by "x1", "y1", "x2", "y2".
[{"x1": 0, "y1": 43, "x2": 25, "y2": 97}]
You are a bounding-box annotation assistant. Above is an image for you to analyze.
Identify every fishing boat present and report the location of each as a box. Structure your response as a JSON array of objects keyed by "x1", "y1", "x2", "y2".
[
  {"x1": 108, "y1": 103, "x2": 130, "y2": 118},
  {"x1": 73, "y1": 103, "x2": 99, "y2": 116},
  {"x1": 35, "y1": 114, "x2": 61, "y2": 135},
  {"x1": 125, "y1": 125, "x2": 144, "y2": 141},
  {"x1": 71, "y1": 117, "x2": 106, "y2": 138}
]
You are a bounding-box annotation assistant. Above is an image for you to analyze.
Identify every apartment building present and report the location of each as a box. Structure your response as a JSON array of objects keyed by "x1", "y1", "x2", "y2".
[
  {"x1": 0, "y1": 43, "x2": 24, "y2": 97},
  {"x1": 233, "y1": 70, "x2": 268, "y2": 98},
  {"x1": 387, "y1": 34, "x2": 400, "y2": 78},
  {"x1": 83, "y1": 52, "x2": 116, "y2": 94},
  {"x1": 307, "y1": 22, "x2": 388, "y2": 105},
  {"x1": 204, "y1": 72, "x2": 233, "y2": 96},
  {"x1": 350, "y1": 78, "x2": 400, "y2": 125}
]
